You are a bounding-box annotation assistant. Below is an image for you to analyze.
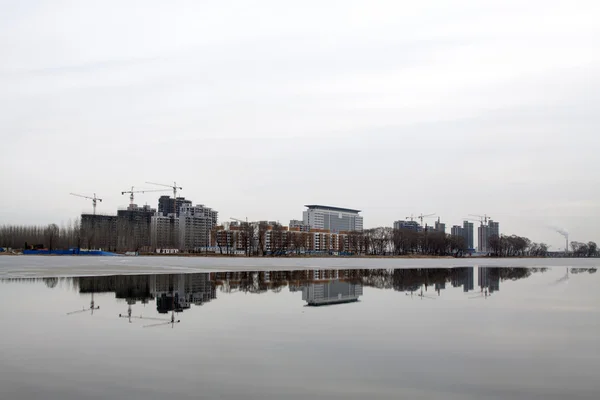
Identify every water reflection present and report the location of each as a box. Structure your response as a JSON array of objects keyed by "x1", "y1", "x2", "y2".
[
  {"x1": 1, "y1": 267, "x2": 599, "y2": 400},
  {"x1": 3, "y1": 267, "x2": 598, "y2": 320}
]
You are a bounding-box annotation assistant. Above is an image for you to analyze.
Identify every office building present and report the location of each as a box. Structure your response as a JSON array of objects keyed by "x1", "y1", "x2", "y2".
[{"x1": 303, "y1": 205, "x2": 363, "y2": 233}]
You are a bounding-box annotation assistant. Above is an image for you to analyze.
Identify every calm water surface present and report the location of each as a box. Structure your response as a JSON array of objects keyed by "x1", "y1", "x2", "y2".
[{"x1": 0, "y1": 266, "x2": 598, "y2": 399}]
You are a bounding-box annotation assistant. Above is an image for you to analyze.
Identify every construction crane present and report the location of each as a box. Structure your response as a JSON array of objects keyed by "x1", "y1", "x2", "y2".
[
  {"x1": 145, "y1": 181, "x2": 182, "y2": 200},
  {"x1": 230, "y1": 217, "x2": 249, "y2": 224},
  {"x1": 121, "y1": 186, "x2": 170, "y2": 206},
  {"x1": 469, "y1": 214, "x2": 491, "y2": 224},
  {"x1": 70, "y1": 193, "x2": 102, "y2": 215},
  {"x1": 417, "y1": 213, "x2": 436, "y2": 227},
  {"x1": 66, "y1": 293, "x2": 100, "y2": 315},
  {"x1": 406, "y1": 214, "x2": 415, "y2": 222}
]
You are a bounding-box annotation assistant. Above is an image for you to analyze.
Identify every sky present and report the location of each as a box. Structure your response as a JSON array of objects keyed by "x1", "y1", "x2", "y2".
[{"x1": 0, "y1": 0, "x2": 598, "y2": 250}]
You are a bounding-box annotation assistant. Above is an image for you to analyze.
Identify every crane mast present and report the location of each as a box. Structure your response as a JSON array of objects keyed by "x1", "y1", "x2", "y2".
[{"x1": 70, "y1": 192, "x2": 102, "y2": 215}]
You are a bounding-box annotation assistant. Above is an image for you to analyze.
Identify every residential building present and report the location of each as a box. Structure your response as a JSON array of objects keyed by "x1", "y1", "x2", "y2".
[
  {"x1": 463, "y1": 221, "x2": 474, "y2": 250},
  {"x1": 303, "y1": 205, "x2": 363, "y2": 233},
  {"x1": 478, "y1": 219, "x2": 500, "y2": 253},
  {"x1": 451, "y1": 225, "x2": 464, "y2": 238},
  {"x1": 434, "y1": 218, "x2": 446, "y2": 234},
  {"x1": 178, "y1": 204, "x2": 218, "y2": 251},
  {"x1": 116, "y1": 204, "x2": 155, "y2": 252},
  {"x1": 289, "y1": 219, "x2": 310, "y2": 232},
  {"x1": 393, "y1": 220, "x2": 422, "y2": 232},
  {"x1": 158, "y1": 196, "x2": 192, "y2": 217},
  {"x1": 80, "y1": 214, "x2": 117, "y2": 251},
  {"x1": 151, "y1": 214, "x2": 179, "y2": 250}
]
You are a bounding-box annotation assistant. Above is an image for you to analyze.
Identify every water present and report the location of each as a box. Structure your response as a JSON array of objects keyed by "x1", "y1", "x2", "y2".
[{"x1": 0, "y1": 265, "x2": 598, "y2": 399}]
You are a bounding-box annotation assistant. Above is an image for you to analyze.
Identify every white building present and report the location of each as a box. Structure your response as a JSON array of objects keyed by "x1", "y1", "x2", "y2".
[{"x1": 302, "y1": 205, "x2": 363, "y2": 233}]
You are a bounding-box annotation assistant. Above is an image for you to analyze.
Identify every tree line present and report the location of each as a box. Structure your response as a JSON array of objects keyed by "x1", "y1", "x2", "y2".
[{"x1": 0, "y1": 220, "x2": 81, "y2": 251}]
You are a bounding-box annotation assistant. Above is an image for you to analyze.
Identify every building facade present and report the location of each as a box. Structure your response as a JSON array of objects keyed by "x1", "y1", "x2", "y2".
[
  {"x1": 478, "y1": 220, "x2": 500, "y2": 253},
  {"x1": 151, "y1": 214, "x2": 179, "y2": 250},
  {"x1": 393, "y1": 220, "x2": 422, "y2": 232},
  {"x1": 80, "y1": 214, "x2": 118, "y2": 251},
  {"x1": 178, "y1": 204, "x2": 218, "y2": 251},
  {"x1": 158, "y1": 196, "x2": 192, "y2": 217},
  {"x1": 303, "y1": 205, "x2": 363, "y2": 233},
  {"x1": 116, "y1": 204, "x2": 155, "y2": 252}
]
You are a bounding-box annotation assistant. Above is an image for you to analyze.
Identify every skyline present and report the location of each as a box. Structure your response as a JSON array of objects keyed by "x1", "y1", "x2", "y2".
[{"x1": 1, "y1": 1, "x2": 598, "y2": 250}]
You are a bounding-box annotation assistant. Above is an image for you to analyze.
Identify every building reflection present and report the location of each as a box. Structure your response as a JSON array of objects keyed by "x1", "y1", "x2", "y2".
[
  {"x1": 478, "y1": 267, "x2": 501, "y2": 293},
  {"x1": 287, "y1": 270, "x2": 363, "y2": 306},
  {"x1": 5, "y1": 266, "x2": 565, "y2": 317}
]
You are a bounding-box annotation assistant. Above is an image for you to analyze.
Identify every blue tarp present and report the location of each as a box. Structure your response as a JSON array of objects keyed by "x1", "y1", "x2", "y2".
[{"x1": 22, "y1": 249, "x2": 118, "y2": 256}]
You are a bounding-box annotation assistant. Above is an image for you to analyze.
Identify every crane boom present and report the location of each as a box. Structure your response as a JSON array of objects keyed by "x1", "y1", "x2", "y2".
[
  {"x1": 70, "y1": 192, "x2": 102, "y2": 215},
  {"x1": 417, "y1": 213, "x2": 436, "y2": 226},
  {"x1": 121, "y1": 186, "x2": 170, "y2": 206}
]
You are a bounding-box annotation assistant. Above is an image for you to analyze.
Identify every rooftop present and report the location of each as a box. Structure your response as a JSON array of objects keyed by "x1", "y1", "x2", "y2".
[{"x1": 304, "y1": 205, "x2": 362, "y2": 213}]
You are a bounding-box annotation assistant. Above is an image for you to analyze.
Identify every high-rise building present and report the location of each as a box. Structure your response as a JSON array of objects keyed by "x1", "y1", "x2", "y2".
[
  {"x1": 463, "y1": 221, "x2": 474, "y2": 250},
  {"x1": 158, "y1": 196, "x2": 192, "y2": 217},
  {"x1": 303, "y1": 205, "x2": 363, "y2": 232},
  {"x1": 178, "y1": 204, "x2": 218, "y2": 251},
  {"x1": 478, "y1": 220, "x2": 500, "y2": 253},
  {"x1": 434, "y1": 218, "x2": 446, "y2": 234},
  {"x1": 151, "y1": 214, "x2": 179, "y2": 250},
  {"x1": 80, "y1": 214, "x2": 117, "y2": 251},
  {"x1": 116, "y1": 204, "x2": 156, "y2": 252},
  {"x1": 393, "y1": 220, "x2": 422, "y2": 232},
  {"x1": 451, "y1": 225, "x2": 464, "y2": 237}
]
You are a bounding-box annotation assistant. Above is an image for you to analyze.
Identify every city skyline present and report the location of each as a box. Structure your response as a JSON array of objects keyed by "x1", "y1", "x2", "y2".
[
  {"x1": 1, "y1": 1, "x2": 598, "y2": 250},
  {"x1": 0, "y1": 188, "x2": 589, "y2": 252}
]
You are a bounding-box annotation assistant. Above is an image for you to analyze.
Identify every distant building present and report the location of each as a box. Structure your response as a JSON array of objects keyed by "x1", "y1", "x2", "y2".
[
  {"x1": 151, "y1": 214, "x2": 179, "y2": 250},
  {"x1": 463, "y1": 221, "x2": 474, "y2": 250},
  {"x1": 80, "y1": 214, "x2": 117, "y2": 251},
  {"x1": 116, "y1": 204, "x2": 156, "y2": 252},
  {"x1": 289, "y1": 219, "x2": 310, "y2": 232},
  {"x1": 478, "y1": 220, "x2": 500, "y2": 253},
  {"x1": 178, "y1": 204, "x2": 218, "y2": 251},
  {"x1": 158, "y1": 196, "x2": 191, "y2": 217},
  {"x1": 393, "y1": 220, "x2": 422, "y2": 232},
  {"x1": 451, "y1": 225, "x2": 464, "y2": 238},
  {"x1": 303, "y1": 205, "x2": 363, "y2": 233},
  {"x1": 434, "y1": 218, "x2": 446, "y2": 234}
]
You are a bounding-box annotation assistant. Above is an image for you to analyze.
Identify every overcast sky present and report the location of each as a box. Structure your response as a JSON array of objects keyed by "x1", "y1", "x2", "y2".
[{"x1": 0, "y1": 0, "x2": 598, "y2": 249}]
